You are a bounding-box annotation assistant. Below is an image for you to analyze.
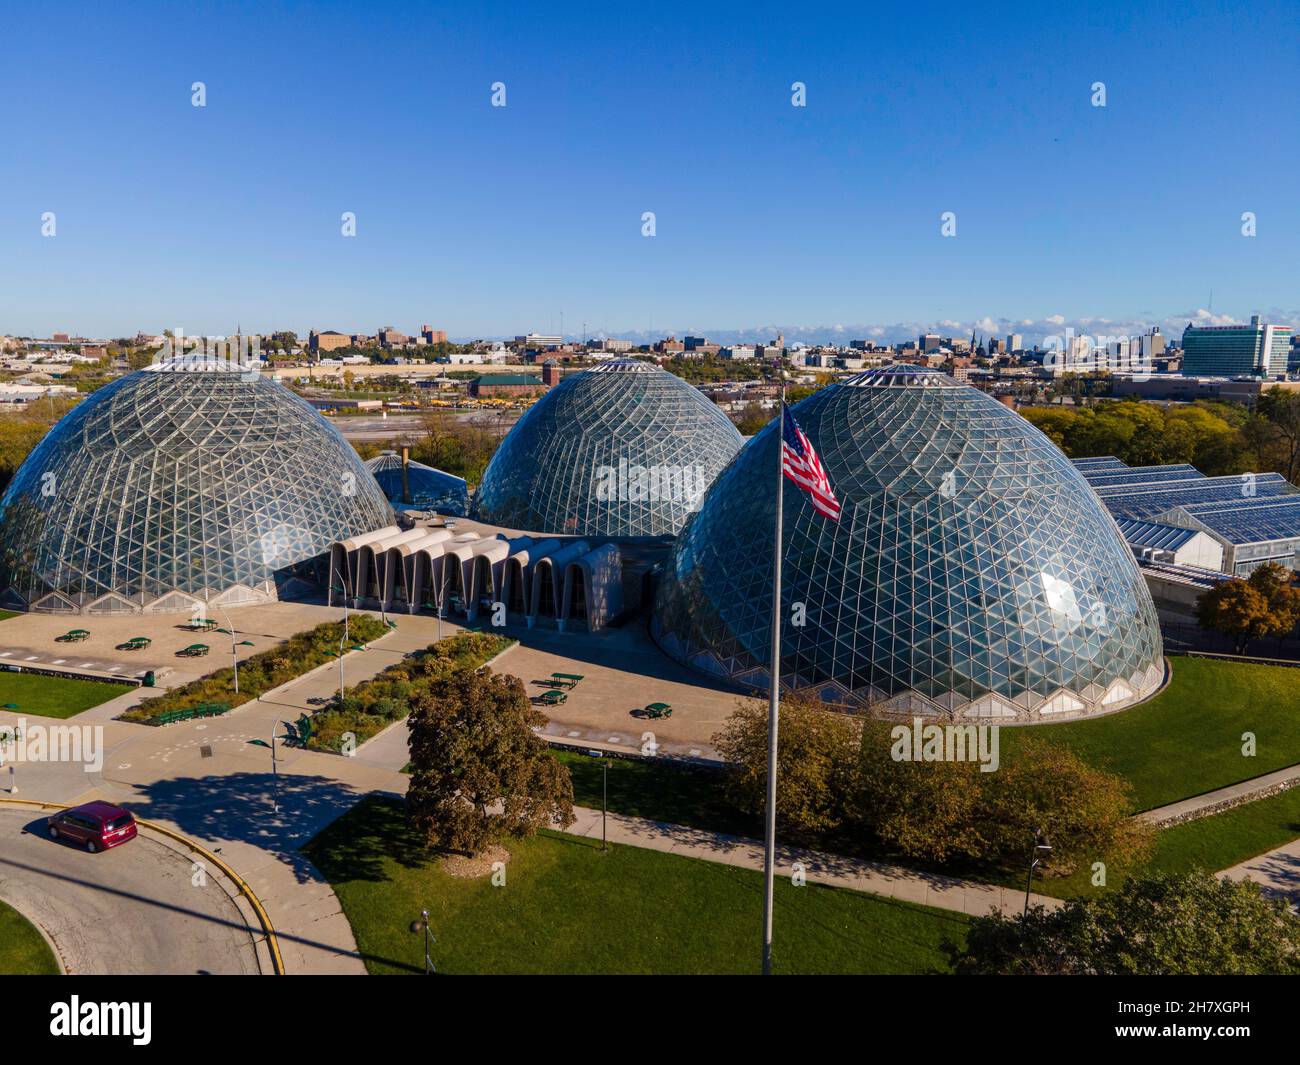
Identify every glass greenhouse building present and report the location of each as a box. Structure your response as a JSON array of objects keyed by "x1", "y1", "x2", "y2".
[
  {"x1": 364, "y1": 450, "x2": 469, "y2": 516},
  {"x1": 652, "y1": 365, "x2": 1166, "y2": 723},
  {"x1": 472, "y1": 359, "x2": 744, "y2": 538},
  {"x1": 0, "y1": 360, "x2": 394, "y2": 614}
]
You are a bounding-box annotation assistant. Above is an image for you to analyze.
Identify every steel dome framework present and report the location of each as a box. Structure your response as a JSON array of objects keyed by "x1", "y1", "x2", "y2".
[
  {"x1": 472, "y1": 359, "x2": 745, "y2": 537},
  {"x1": 0, "y1": 363, "x2": 394, "y2": 614},
  {"x1": 364, "y1": 450, "x2": 469, "y2": 515},
  {"x1": 652, "y1": 365, "x2": 1165, "y2": 723}
]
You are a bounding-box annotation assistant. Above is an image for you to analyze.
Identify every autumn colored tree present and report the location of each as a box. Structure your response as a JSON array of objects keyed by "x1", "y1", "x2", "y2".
[
  {"x1": 975, "y1": 736, "x2": 1150, "y2": 873},
  {"x1": 955, "y1": 870, "x2": 1300, "y2": 975},
  {"x1": 406, "y1": 668, "x2": 574, "y2": 856},
  {"x1": 712, "y1": 695, "x2": 861, "y2": 837},
  {"x1": 1197, "y1": 563, "x2": 1300, "y2": 653},
  {"x1": 849, "y1": 732, "x2": 986, "y2": 864}
]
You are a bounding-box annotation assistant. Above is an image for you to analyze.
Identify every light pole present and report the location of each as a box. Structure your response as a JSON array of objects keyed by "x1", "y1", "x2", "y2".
[
  {"x1": 602, "y1": 760, "x2": 609, "y2": 851},
  {"x1": 216, "y1": 606, "x2": 239, "y2": 694},
  {"x1": 409, "y1": 910, "x2": 435, "y2": 974},
  {"x1": 1024, "y1": 828, "x2": 1052, "y2": 915},
  {"x1": 332, "y1": 580, "x2": 351, "y2": 645}
]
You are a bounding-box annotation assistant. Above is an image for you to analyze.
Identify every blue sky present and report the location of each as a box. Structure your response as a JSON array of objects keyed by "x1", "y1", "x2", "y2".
[{"x1": 2, "y1": 0, "x2": 1298, "y2": 342}]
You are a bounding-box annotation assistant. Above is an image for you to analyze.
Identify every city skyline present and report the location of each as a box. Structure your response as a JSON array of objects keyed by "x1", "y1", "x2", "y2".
[{"x1": 3, "y1": 1, "x2": 1299, "y2": 337}]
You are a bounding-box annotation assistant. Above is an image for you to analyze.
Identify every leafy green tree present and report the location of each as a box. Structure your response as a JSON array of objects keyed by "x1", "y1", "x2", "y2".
[
  {"x1": 406, "y1": 668, "x2": 574, "y2": 856},
  {"x1": 1255, "y1": 387, "x2": 1300, "y2": 483},
  {"x1": 954, "y1": 870, "x2": 1300, "y2": 974}
]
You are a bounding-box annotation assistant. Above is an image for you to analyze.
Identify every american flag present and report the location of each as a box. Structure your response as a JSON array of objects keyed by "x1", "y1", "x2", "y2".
[{"x1": 781, "y1": 406, "x2": 840, "y2": 520}]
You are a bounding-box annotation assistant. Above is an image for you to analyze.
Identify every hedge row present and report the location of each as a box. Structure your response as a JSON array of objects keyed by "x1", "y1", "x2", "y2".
[
  {"x1": 120, "y1": 614, "x2": 392, "y2": 724},
  {"x1": 306, "y1": 631, "x2": 515, "y2": 752}
]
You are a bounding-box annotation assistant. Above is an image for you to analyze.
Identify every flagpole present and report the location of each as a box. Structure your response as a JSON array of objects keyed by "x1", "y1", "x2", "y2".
[{"x1": 761, "y1": 374, "x2": 785, "y2": 976}]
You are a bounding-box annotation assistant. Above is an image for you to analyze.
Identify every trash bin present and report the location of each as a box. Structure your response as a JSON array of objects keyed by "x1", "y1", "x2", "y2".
[{"x1": 143, "y1": 670, "x2": 156, "y2": 688}]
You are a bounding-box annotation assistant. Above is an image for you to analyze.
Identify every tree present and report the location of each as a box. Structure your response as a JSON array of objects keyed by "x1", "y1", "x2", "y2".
[
  {"x1": 1255, "y1": 387, "x2": 1300, "y2": 484},
  {"x1": 712, "y1": 695, "x2": 861, "y2": 837},
  {"x1": 1197, "y1": 563, "x2": 1300, "y2": 653},
  {"x1": 954, "y1": 870, "x2": 1300, "y2": 975},
  {"x1": 975, "y1": 737, "x2": 1150, "y2": 873},
  {"x1": 406, "y1": 668, "x2": 575, "y2": 856}
]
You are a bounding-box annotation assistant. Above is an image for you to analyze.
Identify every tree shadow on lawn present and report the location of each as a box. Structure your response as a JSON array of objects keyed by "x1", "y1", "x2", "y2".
[
  {"x1": 300, "y1": 793, "x2": 431, "y2": 886},
  {"x1": 129, "y1": 773, "x2": 423, "y2": 886}
]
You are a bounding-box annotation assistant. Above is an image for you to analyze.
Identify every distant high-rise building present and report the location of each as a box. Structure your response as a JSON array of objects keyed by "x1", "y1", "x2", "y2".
[
  {"x1": 515, "y1": 333, "x2": 562, "y2": 351},
  {"x1": 1007, "y1": 333, "x2": 1023, "y2": 353},
  {"x1": 421, "y1": 325, "x2": 446, "y2": 345},
  {"x1": 1181, "y1": 316, "x2": 1290, "y2": 377},
  {"x1": 920, "y1": 333, "x2": 942, "y2": 352}
]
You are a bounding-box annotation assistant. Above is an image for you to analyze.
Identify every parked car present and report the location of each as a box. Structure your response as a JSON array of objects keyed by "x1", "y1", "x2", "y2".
[{"x1": 47, "y1": 801, "x2": 138, "y2": 853}]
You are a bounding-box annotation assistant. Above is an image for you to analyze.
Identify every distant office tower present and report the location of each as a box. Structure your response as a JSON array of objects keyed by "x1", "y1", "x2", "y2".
[
  {"x1": 1182, "y1": 316, "x2": 1290, "y2": 377},
  {"x1": 1007, "y1": 333, "x2": 1023, "y2": 353},
  {"x1": 1137, "y1": 326, "x2": 1166, "y2": 361},
  {"x1": 421, "y1": 325, "x2": 447, "y2": 345},
  {"x1": 920, "y1": 333, "x2": 942, "y2": 352}
]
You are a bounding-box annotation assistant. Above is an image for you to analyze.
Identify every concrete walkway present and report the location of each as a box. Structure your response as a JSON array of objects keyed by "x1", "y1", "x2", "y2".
[
  {"x1": 1220, "y1": 839, "x2": 1300, "y2": 912},
  {"x1": 560, "y1": 805, "x2": 1062, "y2": 917},
  {"x1": 1138, "y1": 762, "x2": 1300, "y2": 826}
]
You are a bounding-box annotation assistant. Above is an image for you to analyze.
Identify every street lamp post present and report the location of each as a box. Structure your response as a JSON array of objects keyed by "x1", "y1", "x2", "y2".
[
  {"x1": 409, "y1": 909, "x2": 435, "y2": 974},
  {"x1": 602, "y1": 760, "x2": 609, "y2": 852},
  {"x1": 216, "y1": 606, "x2": 239, "y2": 694},
  {"x1": 1024, "y1": 828, "x2": 1052, "y2": 915}
]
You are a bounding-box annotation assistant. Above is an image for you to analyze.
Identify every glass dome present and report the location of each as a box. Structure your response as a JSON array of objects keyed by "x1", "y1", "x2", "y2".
[
  {"x1": 364, "y1": 450, "x2": 469, "y2": 515},
  {"x1": 652, "y1": 366, "x2": 1165, "y2": 723},
  {"x1": 472, "y1": 359, "x2": 745, "y2": 537},
  {"x1": 0, "y1": 363, "x2": 394, "y2": 614}
]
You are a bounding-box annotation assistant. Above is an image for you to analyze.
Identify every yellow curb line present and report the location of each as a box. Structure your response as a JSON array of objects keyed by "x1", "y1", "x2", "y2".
[{"x1": 0, "y1": 797, "x2": 284, "y2": 975}]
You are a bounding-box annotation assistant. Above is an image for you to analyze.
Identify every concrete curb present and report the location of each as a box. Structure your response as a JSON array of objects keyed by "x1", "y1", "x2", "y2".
[{"x1": 0, "y1": 797, "x2": 283, "y2": 975}]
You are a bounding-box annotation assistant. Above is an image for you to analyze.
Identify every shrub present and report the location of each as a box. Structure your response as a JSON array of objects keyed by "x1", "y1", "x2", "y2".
[
  {"x1": 305, "y1": 631, "x2": 515, "y2": 752},
  {"x1": 954, "y1": 870, "x2": 1300, "y2": 975},
  {"x1": 121, "y1": 614, "x2": 390, "y2": 724}
]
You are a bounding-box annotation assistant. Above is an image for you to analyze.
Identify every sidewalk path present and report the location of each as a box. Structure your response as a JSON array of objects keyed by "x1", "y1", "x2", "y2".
[
  {"x1": 560, "y1": 805, "x2": 1062, "y2": 917},
  {"x1": 1138, "y1": 762, "x2": 1300, "y2": 826},
  {"x1": 1220, "y1": 839, "x2": 1300, "y2": 912}
]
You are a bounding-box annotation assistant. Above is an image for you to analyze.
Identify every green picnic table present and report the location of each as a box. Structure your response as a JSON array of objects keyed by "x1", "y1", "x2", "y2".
[
  {"x1": 536, "y1": 689, "x2": 568, "y2": 706},
  {"x1": 644, "y1": 702, "x2": 673, "y2": 719},
  {"x1": 124, "y1": 636, "x2": 151, "y2": 649},
  {"x1": 189, "y1": 618, "x2": 218, "y2": 631},
  {"x1": 180, "y1": 643, "x2": 210, "y2": 657},
  {"x1": 63, "y1": 629, "x2": 90, "y2": 642},
  {"x1": 552, "y1": 672, "x2": 584, "y2": 684}
]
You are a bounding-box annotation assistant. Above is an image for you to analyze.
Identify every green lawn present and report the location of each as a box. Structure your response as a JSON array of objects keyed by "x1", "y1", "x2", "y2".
[
  {"x1": 0, "y1": 610, "x2": 19, "y2": 622},
  {"x1": 304, "y1": 796, "x2": 968, "y2": 975},
  {"x1": 0, "y1": 898, "x2": 59, "y2": 975},
  {"x1": 1001, "y1": 656, "x2": 1300, "y2": 812},
  {"x1": 0, "y1": 672, "x2": 131, "y2": 719},
  {"x1": 556, "y1": 750, "x2": 755, "y2": 836}
]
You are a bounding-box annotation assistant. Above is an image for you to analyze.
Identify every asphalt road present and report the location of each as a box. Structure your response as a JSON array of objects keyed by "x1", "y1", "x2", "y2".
[{"x1": 0, "y1": 809, "x2": 260, "y2": 975}]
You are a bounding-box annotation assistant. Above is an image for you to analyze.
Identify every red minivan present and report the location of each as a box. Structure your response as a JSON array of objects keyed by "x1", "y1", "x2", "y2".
[{"x1": 47, "y1": 801, "x2": 138, "y2": 853}]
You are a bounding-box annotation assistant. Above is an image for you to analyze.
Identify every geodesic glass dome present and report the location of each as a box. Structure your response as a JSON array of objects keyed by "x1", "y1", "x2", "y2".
[
  {"x1": 652, "y1": 365, "x2": 1165, "y2": 723},
  {"x1": 0, "y1": 361, "x2": 394, "y2": 614},
  {"x1": 364, "y1": 450, "x2": 469, "y2": 515},
  {"x1": 472, "y1": 359, "x2": 745, "y2": 537}
]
